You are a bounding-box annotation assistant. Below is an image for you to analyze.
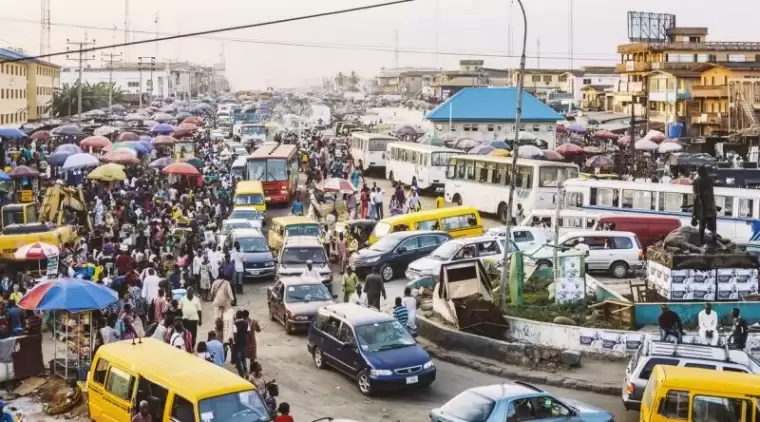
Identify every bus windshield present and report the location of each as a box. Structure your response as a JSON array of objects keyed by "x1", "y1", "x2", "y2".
[
  {"x1": 242, "y1": 125, "x2": 266, "y2": 135},
  {"x1": 247, "y1": 159, "x2": 288, "y2": 182},
  {"x1": 368, "y1": 138, "x2": 391, "y2": 152},
  {"x1": 539, "y1": 166, "x2": 579, "y2": 187}
]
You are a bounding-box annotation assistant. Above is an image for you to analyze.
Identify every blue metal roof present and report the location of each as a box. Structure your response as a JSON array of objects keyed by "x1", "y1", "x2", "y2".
[
  {"x1": 426, "y1": 87, "x2": 561, "y2": 123},
  {"x1": 0, "y1": 48, "x2": 59, "y2": 67}
]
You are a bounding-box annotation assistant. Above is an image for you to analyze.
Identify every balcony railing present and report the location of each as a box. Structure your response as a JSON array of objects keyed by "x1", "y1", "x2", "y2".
[
  {"x1": 615, "y1": 62, "x2": 651, "y2": 73},
  {"x1": 689, "y1": 112, "x2": 727, "y2": 126},
  {"x1": 691, "y1": 85, "x2": 728, "y2": 98}
]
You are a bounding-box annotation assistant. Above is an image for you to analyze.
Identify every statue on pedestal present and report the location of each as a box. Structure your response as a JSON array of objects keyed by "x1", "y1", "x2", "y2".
[{"x1": 691, "y1": 165, "x2": 717, "y2": 248}]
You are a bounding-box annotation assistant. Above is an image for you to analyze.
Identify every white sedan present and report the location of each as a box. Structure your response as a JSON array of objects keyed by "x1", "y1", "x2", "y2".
[{"x1": 217, "y1": 219, "x2": 259, "y2": 247}]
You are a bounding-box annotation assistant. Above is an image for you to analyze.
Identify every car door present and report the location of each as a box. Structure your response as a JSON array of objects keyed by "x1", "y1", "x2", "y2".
[
  {"x1": 392, "y1": 237, "x2": 422, "y2": 274},
  {"x1": 268, "y1": 281, "x2": 284, "y2": 322},
  {"x1": 611, "y1": 235, "x2": 639, "y2": 266},
  {"x1": 526, "y1": 395, "x2": 578, "y2": 422},
  {"x1": 334, "y1": 322, "x2": 362, "y2": 376},
  {"x1": 476, "y1": 240, "x2": 501, "y2": 265},
  {"x1": 321, "y1": 317, "x2": 350, "y2": 373},
  {"x1": 513, "y1": 229, "x2": 538, "y2": 250},
  {"x1": 581, "y1": 236, "x2": 609, "y2": 270},
  {"x1": 418, "y1": 235, "x2": 444, "y2": 257}
]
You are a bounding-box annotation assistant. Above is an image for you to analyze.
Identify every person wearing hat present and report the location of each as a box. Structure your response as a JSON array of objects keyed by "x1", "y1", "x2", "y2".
[{"x1": 300, "y1": 260, "x2": 321, "y2": 283}]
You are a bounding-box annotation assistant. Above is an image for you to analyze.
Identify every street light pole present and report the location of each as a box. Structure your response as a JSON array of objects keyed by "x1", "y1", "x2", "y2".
[{"x1": 499, "y1": 0, "x2": 528, "y2": 312}]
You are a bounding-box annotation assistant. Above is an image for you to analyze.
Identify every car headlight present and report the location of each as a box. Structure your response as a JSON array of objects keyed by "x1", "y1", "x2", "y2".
[
  {"x1": 423, "y1": 360, "x2": 435, "y2": 369},
  {"x1": 265, "y1": 261, "x2": 275, "y2": 267},
  {"x1": 294, "y1": 315, "x2": 309, "y2": 321},
  {"x1": 370, "y1": 369, "x2": 393, "y2": 376},
  {"x1": 362, "y1": 256, "x2": 380, "y2": 264},
  {"x1": 321, "y1": 273, "x2": 332, "y2": 281}
]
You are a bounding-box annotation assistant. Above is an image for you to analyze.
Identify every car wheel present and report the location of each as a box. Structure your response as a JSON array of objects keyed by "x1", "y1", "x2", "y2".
[
  {"x1": 284, "y1": 321, "x2": 294, "y2": 334},
  {"x1": 536, "y1": 260, "x2": 553, "y2": 271},
  {"x1": 313, "y1": 347, "x2": 326, "y2": 369},
  {"x1": 379, "y1": 264, "x2": 394, "y2": 282},
  {"x1": 611, "y1": 261, "x2": 629, "y2": 279},
  {"x1": 356, "y1": 370, "x2": 373, "y2": 396}
]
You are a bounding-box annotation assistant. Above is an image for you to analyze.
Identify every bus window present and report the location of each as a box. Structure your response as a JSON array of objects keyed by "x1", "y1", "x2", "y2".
[
  {"x1": 456, "y1": 160, "x2": 466, "y2": 179},
  {"x1": 432, "y1": 152, "x2": 453, "y2": 167},
  {"x1": 492, "y1": 165, "x2": 504, "y2": 185},
  {"x1": 739, "y1": 198, "x2": 754, "y2": 218},
  {"x1": 716, "y1": 196, "x2": 734, "y2": 217},
  {"x1": 447, "y1": 162, "x2": 457, "y2": 179},
  {"x1": 658, "y1": 390, "x2": 688, "y2": 419},
  {"x1": 477, "y1": 162, "x2": 488, "y2": 182},
  {"x1": 516, "y1": 165, "x2": 533, "y2": 189},
  {"x1": 465, "y1": 161, "x2": 475, "y2": 181}
]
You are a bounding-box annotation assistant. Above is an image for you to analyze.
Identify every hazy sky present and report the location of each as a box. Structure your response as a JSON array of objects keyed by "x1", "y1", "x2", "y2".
[{"x1": 0, "y1": 0, "x2": 755, "y2": 89}]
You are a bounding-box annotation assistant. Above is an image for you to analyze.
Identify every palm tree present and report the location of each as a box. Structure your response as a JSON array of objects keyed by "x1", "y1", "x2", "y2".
[
  {"x1": 334, "y1": 72, "x2": 346, "y2": 90},
  {"x1": 348, "y1": 71, "x2": 360, "y2": 92},
  {"x1": 52, "y1": 82, "x2": 125, "y2": 117}
]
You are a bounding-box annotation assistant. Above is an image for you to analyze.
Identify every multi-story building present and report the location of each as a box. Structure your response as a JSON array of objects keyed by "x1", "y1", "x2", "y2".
[
  {"x1": 512, "y1": 69, "x2": 577, "y2": 101},
  {"x1": 374, "y1": 67, "x2": 438, "y2": 96},
  {"x1": 688, "y1": 63, "x2": 760, "y2": 135},
  {"x1": 614, "y1": 25, "x2": 760, "y2": 118},
  {"x1": 646, "y1": 69, "x2": 698, "y2": 125},
  {"x1": 574, "y1": 67, "x2": 618, "y2": 109},
  {"x1": 432, "y1": 60, "x2": 510, "y2": 99},
  {"x1": 0, "y1": 47, "x2": 60, "y2": 125}
]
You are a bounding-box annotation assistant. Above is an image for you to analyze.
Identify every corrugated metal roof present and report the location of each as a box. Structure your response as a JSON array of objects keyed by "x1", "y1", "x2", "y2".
[
  {"x1": 0, "y1": 48, "x2": 60, "y2": 68},
  {"x1": 426, "y1": 87, "x2": 562, "y2": 122}
]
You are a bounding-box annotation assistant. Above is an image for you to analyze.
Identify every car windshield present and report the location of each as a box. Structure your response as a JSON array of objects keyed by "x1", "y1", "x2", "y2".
[
  {"x1": 230, "y1": 210, "x2": 262, "y2": 221},
  {"x1": 369, "y1": 235, "x2": 400, "y2": 252},
  {"x1": 285, "y1": 224, "x2": 320, "y2": 237},
  {"x1": 238, "y1": 237, "x2": 269, "y2": 253},
  {"x1": 285, "y1": 284, "x2": 332, "y2": 303},
  {"x1": 282, "y1": 247, "x2": 327, "y2": 265},
  {"x1": 429, "y1": 241, "x2": 460, "y2": 261},
  {"x1": 439, "y1": 391, "x2": 495, "y2": 422},
  {"x1": 221, "y1": 221, "x2": 252, "y2": 235},
  {"x1": 198, "y1": 389, "x2": 270, "y2": 422},
  {"x1": 235, "y1": 194, "x2": 265, "y2": 206},
  {"x1": 355, "y1": 320, "x2": 416, "y2": 352},
  {"x1": 372, "y1": 222, "x2": 391, "y2": 239}
]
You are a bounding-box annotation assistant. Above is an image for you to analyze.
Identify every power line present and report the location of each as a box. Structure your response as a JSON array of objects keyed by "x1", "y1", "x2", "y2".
[
  {"x1": 0, "y1": 0, "x2": 413, "y2": 64},
  {"x1": 0, "y1": 15, "x2": 621, "y2": 63}
]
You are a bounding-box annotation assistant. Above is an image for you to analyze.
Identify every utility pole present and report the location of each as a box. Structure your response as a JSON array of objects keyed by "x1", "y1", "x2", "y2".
[
  {"x1": 65, "y1": 33, "x2": 96, "y2": 123},
  {"x1": 123, "y1": 0, "x2": 131, "y2": 61},
  {"x1": 102, "y1": 51, "x2": 123, "y2": 111},
  {"x1": 394, "y1": 30, "x2": 399, "y2": 68},
  {"x1": 40, "y1": 0, "x2": 51, "y2": 57},
  {"x1": 138, "y1": 56, "x2": 156, "y2": 107},
  {"x1": 154, "y1": 11, "x2": 160, "y2": 59},
  {"x1": 536, "y1": 39, "x2": 540, "y2": 68}
]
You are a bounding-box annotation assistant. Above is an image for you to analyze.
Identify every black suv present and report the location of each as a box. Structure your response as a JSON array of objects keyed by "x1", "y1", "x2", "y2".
[{"x1": 348, "y1": 231, "x2": 451, "y2": 282}]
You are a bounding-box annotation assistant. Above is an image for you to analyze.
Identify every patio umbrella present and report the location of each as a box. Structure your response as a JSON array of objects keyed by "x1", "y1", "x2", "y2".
[
  {"x1": 635, "y1": 139, "x2": 659, "y2": 151},
  {"x1": 159, "y1": 105, "x2": 175, "y2": 113},
  {"x1": 419, "y1": 136, "x2": 445, "y2": 146},
  {"x1": 592, "y1": 130, "x2": 620, "y2": 140},
  {"x1": 658, "y1": 141, "x2": 683, "y2": 154},
  {"x1": 556, "y1": 124, "x2": 567, "y2": 133},
  {"x1": 117, "y1": 131, "x2": 140, "y2": 142},
  {"x1": 183, "y1": 117, "x2": 203, "y2": 125},
  {"x1": 120, "y1": 141, "x2": 150, "y2": 154},
  {"x1": 162, "y1": 162, "x2": 200, "y2": 176},
  {"x1": 555, "y1": 143, "x2": 583, "y2": 155},
  {"x1": 322, "y1": 177, "x2": 357, "y2": 194},
  {"x1": 102, "y1": 150, "x2": 140, "y2": 165},
  {"x1": 14, "y1": 242, "x2": 59, "y2": 260},
  {"x1": 177, "y1": 122, "x2": 198, "y2": 131},
  {"x1": 517, "y1": 144, "x2": 544, "y2": 159},
  {"x1": 582, "y1": 146, "x2": 604, "y2": 155},
  {"x1": 506, "y1": 131, "x2": 537, "y2": 142},
  {"x1": 80, "y1": 135, "x2": 112, "y2": 149},
  {"x1": 52, "y1": 125, "x2": 83, "y2": 136},
  {"x1": 103, "y1": 143, "x2": 138, "y2": 155},
  {"x1": 173, "y1": 129, "x2": 194, "y2": 139},
  {"x1": 468, "y1": 145, "x2": 495, "y2": 155},
  {"x1": 152, "y1": 135, "x2": 177, "y2": 145},
  {"x1": 396, "y1": 125, "x2": 418, "y2": 137},
  {"x1": 566, "y1": 123, "x2": 586, "y2": 133},
  {"x1": 152, "y1": 112, "x2": 174, "y2": 122},
  {"x1": 183, "y1": 157, "x2": 204, "y2": 169},
  {"x1": 455, "y1": 138, "x2": 478, "y2": 150},
  {"x1": 9, "y1": 165, "x2": 40, "y2": 178},
  {"x1": 151, "y1": 123, "x2": 175, "y2": 133},
  {"x1": 88, "y1": 163, "x2": 127, "y2": 181},
  {"x1": 617, "y1": 135, "x2": 631, "y2": 146},
  {"x1": 189, "y1": 107, "x2": 204, "y2": 115},
  {"x1": 46, "y1": 151, "x2": 74, "y2": 166},
  {"x1": 55, "y1": 144, "x2": 83, "y2": 155},
  {"x1": 0, "y1": 127, "x2": 27, "y2": 139},
  {"x1": 644, "y1": 130, "x2": 667, "y2": 143},
  {"x1": 62, "y1": 153, "x2": 99, "y2": 170},
  {"x1": 585, "y1": 155, "x2": 614, "y2": 168},
  {"x1": 542, "y1": 150, "x2": 565, "y2": 161},
  {"x1": 18, "y1": 277, "x2": 118, "y2": 312},
  {"x1": 149, "y1": 157, "x2": 175, "y2": 169},
  {"x1": 198, "y1": 103, "x2": 212, "y2": 110},
  {"x1": 486, "y1": 140, "x2": 509, "y2": 150},
  {"x1": 30, "y1": 130, "x2": 52, "y2": 142},
  {"x1": 93, "y1": 126, "x2": 117, "y2": 137},
  {"x1": 440, "y1": 132, "x2": 457, "y2": 142}
]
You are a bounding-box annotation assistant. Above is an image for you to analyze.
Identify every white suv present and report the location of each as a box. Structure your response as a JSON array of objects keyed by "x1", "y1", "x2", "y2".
[
  {"x1": 525, "y1": 230, "x2": 643, "y2": 279},
  {"x1": 405, "y1": 235, "x2": 518, "y2": 280}
]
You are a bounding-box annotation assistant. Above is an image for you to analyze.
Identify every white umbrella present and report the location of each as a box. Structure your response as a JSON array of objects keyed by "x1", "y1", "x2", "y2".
[
  {"x1": 658, "y1": 141, "x2": 683, "y2": 154},
  {"x1": 14, "y1": 241, "x2": 59, "y2": 260},
  {"x1": 517, "y1": 144, "x2": 544, "y2": 158},
  {"x1": 94, "y1": 126, "x2": 117, "y2": 136},
  {"x1": 635, "y1": 139, "x2": 659, "y2": 151},
  {"x1": 62, "y1": 152, "x2": 100, "y2": 170},
  {"x1": 506, "y1": 131, "x2": 538, "y2": 142}
]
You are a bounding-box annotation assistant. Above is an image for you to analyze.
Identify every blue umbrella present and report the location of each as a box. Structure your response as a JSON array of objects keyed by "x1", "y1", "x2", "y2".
[
  {"x1": 469, "y1": 145, "x2": 495, "y2": 155},
  {"x1": 121, "y1": 141, "x2": 150, "y2": 154},
  {"x1": 62, "y1": 153, "x2": 99, "y2": 170},
  {"x1": 55, "y1": 144, "x2": 83, "y2": 154},
  {"x1": 138, "y1": 135, "x2": 152, "y2": 142},
  {"x1": 151, "y1": 123, "x2": 175, "y2": 133},
  {"x1": 189, "y1": 107, "x2": 203, "y2": 114},
  {"x1": 18, "y1": 277, "x2": 118, "y2": 312},
  {"x1": 486, "y1": 140, "x2": 509, "y2": 150},
  {"x1": 138, "y1": 140, "x2": 154, "y2": 151},
  {"x1": 46, "y1": 151, "x2": 74, "y2": 166},
  {"x1": 0, "y1": 170, "x2": 11, "y2": 181},
  {"x1": 0, "y1": 127, "x2": 27, "y2": 139}
]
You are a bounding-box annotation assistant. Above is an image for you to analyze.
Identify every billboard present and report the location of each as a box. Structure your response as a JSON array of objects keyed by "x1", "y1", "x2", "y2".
[{"x1": 627, "y1": 11, "x2": 676, "y2": 42}]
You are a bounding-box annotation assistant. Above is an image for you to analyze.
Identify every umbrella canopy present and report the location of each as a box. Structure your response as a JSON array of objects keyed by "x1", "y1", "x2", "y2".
[
  {"x1": 592, "y1": 130, "x2": 620, "y2": 140},
  {"x1": 658, "y1": 141, "x2": 683, "y2": 154},
  {"x1": 162, "y1": 162, "x2": 200, "y2": 176},
  {"x1": 517, "y1": 144, "x2": 544, "y2": 159},
  {"x1": 80, "y1": 135, "x2": 112, "y2": 149},
  {"x1": 172, "y1": 129, "x2": 194, "y2": 139},
  {"x1": 30, "y1": 130, "x2": 52, "y2": 142},
  {"x1": 149, "y1": 157, "x2": 175, "y2": 169},
  {"x1": 635, "y1": 138, "x2": 659, "y2": 151},
  {"x1": 468, "y1": 145, "x2": 495, "y2": 155},
  {"x1": 125, "y1": 113, "x2": 145, "y2": 122},
  {"x1": 419, "y1": 136, "x2": 445, "y2": 146},
  {"x1": 46, "y1": 151, "x2": 74, "y2": 166},
  {"x1": 490, "y1": 149, "x2": 510, "y2": 157},
  {"x1": 151, "y1": 123, "x2": 175, "y2": 133},
  {"x1": 555, "y1": 143, "x2": 583, "y2": 155},
  {"x1": 88, "y1": 163, "x2": 127, "y2": 181},
  {"x1": 0, "y1": 170, "x2": 11, "y2": 181},
  {"x1": 617, "y1": 135, "x2": 631, "y2": 146},
  {"x1": 18, "y1": 277, "x2": 118, "y2": 312},
  {"x1": 183, "y1": 116, "x2": 203, "y2": 125},
  {"x1": 117, "y1": 131, "x2": 140, "y2": 142},
  {"x1": 52, "y1": 125, "x2": 83, "y2": 136},
  {"x1": 9, "y1": 165, "x2": 40, "y2": 178},
  {"x1": 102, "y1": 150, "x2": 140, "y2": 165},
  {"x1": 175, "y1": 111, "x2": 193, "y2": 120},
  {"x1": 439, "y1": 132, "x2": 457, "y2": 142},
  {"x1": 152, "y1": 135, "x2": 177, "y2": 145},
  {"x1": 485, "y1": 140, "x2": 509, "y2": 150},
  {"x1": 644, "y1": 129, "x2": 667, "y2": 143},
  {"x1": 542, "y1": 150, "x2": 565, "y2": 161},
  {"x1": 14, "y1": 242, "x2": 59, "y2": 260},
  {"x1": 566, "y1": 123, "x2": 586, "y2": 133},
  {"x1": 62, "y1": 153, "x2": 99, "y2": 170},
  {"x1": 585, "y1": 155, "x2": 614, "y2": 168},
  {"x1": 582, "y1": 146, "x2": 604, "y2": 155},
  {"x1": 322, "y1": 177, "x2": 357, "y2": 194},
  {"x1": 672, "y1": 177, "x2": 693, "y2": 185},
  {"x1": 109, "y1": 104, "x2": 126, "y2": 112},
  {"x1": 152, "y1": 112, "x2": 174, "y2": 122},
  {"x1": 105, "y1": 144, "x2": 139, "y2": 155},
  {"x1": 120, "y1": 141, "x2": 150, "y2": 154},
  {"x1": 55, "y1": 144, "x2": 83, "y2": 155},
  {"x1": 0, "y1": 127, "x2": 27, "y2": 139},
  {"x1": 506, "y1": 131, "x2": 537, "y2": 142},
  {"x1": 183, "y1": 157, "x2": 204, "y2": 169},
  {"x1": 177, "y1": 122, "x2": 199, "y2": 131},
  {"x1": 396, "y1": 125, "x2": 418, "y2": 136},
  {"x1": 455, "y1": 138, "x2": 478, "y2": 150}
]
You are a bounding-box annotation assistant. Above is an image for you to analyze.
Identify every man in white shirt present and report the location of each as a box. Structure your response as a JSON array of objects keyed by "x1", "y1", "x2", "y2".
[
  {"x1": 349, "y1": 284, "x2": 367, "y2": 305},
  {"x1": 300, "y1": 260, "x2": 322, "y2": 282},
  {"x1": 192, "y1": 250, "x2": 203, "y2": 286},
  {"x1": 374, "y1": 188, "x2": 384, "y2": 219},
  {"x1": 141, "y1": 269, "x2": 161, "y2": 315},
  {"x1": 698, "y1": 303, "x2": 719, "y2": 346},
  {"x1": 231, "y1": 242, "x2": 246, "y2": 294},
  {"x1": 179, "y1": 286, "x2": 203, "y2": 348},
  {"x1": 401, "y1": 287, "x2": 417, "y2": 330}
]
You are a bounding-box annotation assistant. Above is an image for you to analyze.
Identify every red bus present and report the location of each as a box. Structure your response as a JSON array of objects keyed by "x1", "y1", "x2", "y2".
[{"x1": 247, "y1": 143, "x2": 299, "y2": 204}]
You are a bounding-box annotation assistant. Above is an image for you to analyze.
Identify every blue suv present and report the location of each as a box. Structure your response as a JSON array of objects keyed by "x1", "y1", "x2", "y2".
[{"x1": 307, "y1": 303, "x2": 435, "y2": 395}]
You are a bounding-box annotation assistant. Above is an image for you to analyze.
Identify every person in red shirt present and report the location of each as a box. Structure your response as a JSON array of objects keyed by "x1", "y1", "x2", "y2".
[
  {"x1": 115, "y1": 248, "x2": 133, "y2": 277},
  {"x1": 275, "y1": 403, "x2": 294, "y2": 422}
]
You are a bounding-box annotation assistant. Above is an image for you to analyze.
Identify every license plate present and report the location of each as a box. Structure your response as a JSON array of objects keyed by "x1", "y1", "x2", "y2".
[{"x1": 406, "y1": 376, "x2": 418, "y2": 384}]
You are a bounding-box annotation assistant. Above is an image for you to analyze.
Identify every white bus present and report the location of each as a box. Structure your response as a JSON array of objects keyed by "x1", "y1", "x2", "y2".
[
  {"x1": 385, "y1": 142, "x2": 459, "y2": 192},
  {"x1": 444, "y1": 155, "x2": 579, "y2": 223},
  {"x1": 561, "y1": 178, "x2": 760, "y2": 244},
  {"x1": 349, "y1": 132, "x2": 398, "y2": 171}
]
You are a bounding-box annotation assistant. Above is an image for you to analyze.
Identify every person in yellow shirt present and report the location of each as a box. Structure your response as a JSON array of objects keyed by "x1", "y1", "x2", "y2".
[
  {"x1": 9, "y1": 285, "x2": 23, "y2": 303},
  {"x1": 435, "y1": 195, "x2": 444, "y2": 209}
]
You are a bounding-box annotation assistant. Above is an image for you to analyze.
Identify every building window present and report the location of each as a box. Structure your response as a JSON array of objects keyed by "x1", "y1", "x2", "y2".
[
  {"x1": 471, "y1": 124, "x2": 479, "y2": 132},
  {"x1": 127, "y1": 81, "x2": 139, "y2": 88},
  {"x1": 583, "y1": 78, "x2": 591, "y2": 85},
  {"x1": 531, "y1": 75, "x2": 541, "y2": 83},
  {"x1": 487, "y1": 124, "x2": 494, "y2": 132},
  {"x1": 559, "y1": 75, "x2": 568, "y2": 83},
  {"x1": 463, "y1": 124, "x2": 470, "y2": 132},
  {"x1": 543, "y1": 75, "x2": 552, "y2": 84}
]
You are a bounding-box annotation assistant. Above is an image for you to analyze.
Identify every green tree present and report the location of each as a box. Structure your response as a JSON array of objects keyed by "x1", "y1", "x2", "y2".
[
  {"x1": 334, "y1": 72, "x2": 346, "y2": 90},
  {"x1": 51, "y1": 82, "x2": 125, "y2": 117},
  {"x1": 347, "y1": 71, "x2": 360, "y2": 92}
]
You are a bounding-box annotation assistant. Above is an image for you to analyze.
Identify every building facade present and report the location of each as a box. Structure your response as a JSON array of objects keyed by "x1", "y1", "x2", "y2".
[
  {"x1": 432, "y1": 60, "x2": 510, "y2": 99},
  {"x1": 0, "y1": 47, "x2": 60, "y2": 126},
  {"x1": 690, "y1": 63, "x2": 760, "y2": 135},
  {"x1": 573, "y1": 67, "x2": 618, "y2": 103},
  {"x1": 512, "y1": 69, "x2": 576, "y2": 101},
  {"x1": 646, "y1": 70, "x2": 698, "y2": 126}
]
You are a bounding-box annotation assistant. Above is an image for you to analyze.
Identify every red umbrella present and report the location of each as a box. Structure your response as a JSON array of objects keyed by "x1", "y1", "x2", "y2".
[
  {"x1": 162, "y1": 162, "x2": 200, "y2": 176},
  {"x1": 172, "y1": 129, "x2": 194, "y2": 139},
  {"x1": 177, "y1": 123, "x2": 198, "y2": 131},
  {"x1": 582, "y1": 146, "x2": 604, "y2": 155},
  {"x1": 617, "y1": 135, "x2": 631, "y2": 146},
  {"x1": 9, "y1": 165, "x2": 40, "y2": 178},
  {"x1": 542, "y1": 150, "x2": 565, "y2": 161},
  {"x1": 80, "y1": 135, "x2": 112, "y2": 149},
  {"x1": 585, "y1": 155, "x2": 614, "y2": 168},
  {"x1": 555, "y1": 143, "x2": 583, "y2": 155},
  {"x1": 322, "y1": 177, "x2": 357, "y2": 193},
  {"x1": 182, "y1": 117, "x2": 202, "y2": 125},
  {"x1": 152, "y1": 135, "x2": 177, "y2": 145},
  {"x1": 117, "y1": 131, "x2": 140, "y2": 142},
  {"x1": 31, "y1": 130, "x2": 52, "y2": 142},
  {"x1": 672, "y1": 177, "x2": 692, "y2": 185},
  {"x1": 592, "y1": 130, "x2": 620, "y2": 140},
  {"x1": 556, "y1": 124, "x2": 567, "y2": 133},
  {"x1": 102, "y1": 150, "x2": 140, "y2": 165}
]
